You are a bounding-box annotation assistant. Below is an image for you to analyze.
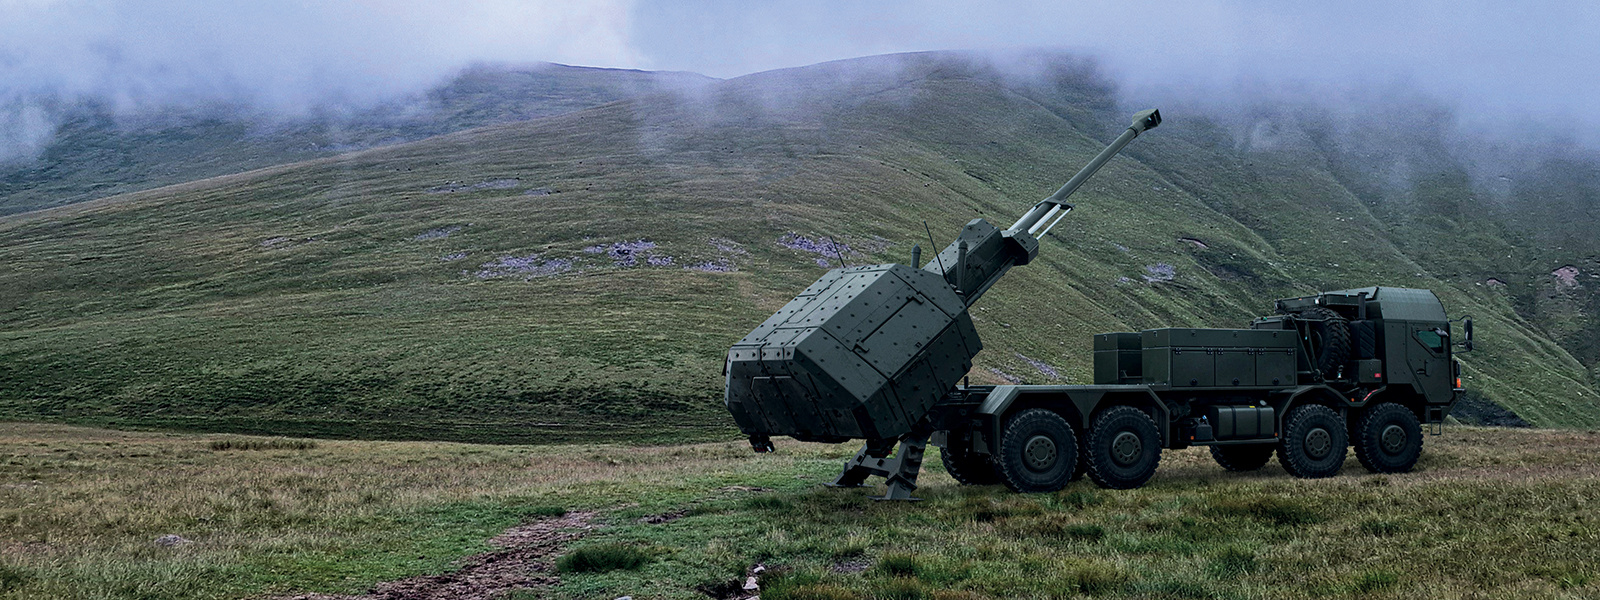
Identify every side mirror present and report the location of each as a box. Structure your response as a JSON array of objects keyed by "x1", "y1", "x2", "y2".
[{"x1": 1460, "y1": 318, "x2": 1474, "y2": 352}]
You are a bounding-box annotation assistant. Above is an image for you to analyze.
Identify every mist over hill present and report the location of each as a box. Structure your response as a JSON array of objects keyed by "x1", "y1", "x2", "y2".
[
  {"x1": 0, "y1": 63, "x2": 712, "y2": 215},
  {"x1": 0, "y1": 51, "x2": 1596, "y2": 441}
]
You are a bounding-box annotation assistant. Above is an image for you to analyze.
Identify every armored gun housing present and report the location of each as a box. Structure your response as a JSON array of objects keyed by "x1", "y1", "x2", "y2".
[
  {"x1": 725, "y1": 109, "x2": 1162, "y2": 447},
  {"x1": 725, "y1": 110, "x2": 1473, "y2": 500}
]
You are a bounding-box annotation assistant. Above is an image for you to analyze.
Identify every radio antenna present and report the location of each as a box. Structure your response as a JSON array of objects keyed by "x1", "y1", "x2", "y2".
[{"x1": 923, "y1": 221, "x2": 946, "y2": 274}]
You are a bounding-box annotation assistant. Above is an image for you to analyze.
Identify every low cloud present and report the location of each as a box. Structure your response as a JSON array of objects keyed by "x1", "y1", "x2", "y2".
[
  {"x1": 0, "y1": 0, "x2": 641, "y2": 160},
  {"x1": 3, "y1": 0, "x2": 1596, "y2": 161}
]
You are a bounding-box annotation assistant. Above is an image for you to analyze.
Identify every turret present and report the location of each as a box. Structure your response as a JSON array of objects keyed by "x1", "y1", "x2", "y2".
[{"x1": 723, "y1": 110, "x2": 1162, "y2": 448}]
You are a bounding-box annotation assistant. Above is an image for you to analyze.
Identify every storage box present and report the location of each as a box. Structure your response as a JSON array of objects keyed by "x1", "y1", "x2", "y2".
[
  {"x1": 1141, "y1": 328, "x2": 1298, "y2": 387},
  {"x1": 1092, "y1": 332, "x2": 1143, "y2": 384}
]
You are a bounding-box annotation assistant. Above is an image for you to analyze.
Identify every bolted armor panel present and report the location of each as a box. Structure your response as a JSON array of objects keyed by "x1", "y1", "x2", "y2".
[{"x1": 725, "y1": 264, "x2": 979, "y2": 442}]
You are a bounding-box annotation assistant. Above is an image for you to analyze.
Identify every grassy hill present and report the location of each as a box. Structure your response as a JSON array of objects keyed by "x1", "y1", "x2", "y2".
[
  {"x1": 0, "y1": 63, "x2": 713, "y2": 215},
  {"x1": 0, "y1": 51, "x2": 1597, "y2": 440}
]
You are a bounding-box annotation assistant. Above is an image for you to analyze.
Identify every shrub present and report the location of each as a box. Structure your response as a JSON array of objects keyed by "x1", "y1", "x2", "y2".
[{"x1": 555, "y1": 543, "x2": 650, "y2": 573}]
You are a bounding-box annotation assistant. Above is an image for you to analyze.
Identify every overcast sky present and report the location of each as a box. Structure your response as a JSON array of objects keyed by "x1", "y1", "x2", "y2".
[{"x1": 3, "y1": 0, "x2": 1597, "y2": 159}]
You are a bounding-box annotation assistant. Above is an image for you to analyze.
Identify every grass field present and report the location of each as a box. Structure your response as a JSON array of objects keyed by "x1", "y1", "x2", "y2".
[{"x1": 1, "y1": 421, "x2": 1596, "y2": 599}]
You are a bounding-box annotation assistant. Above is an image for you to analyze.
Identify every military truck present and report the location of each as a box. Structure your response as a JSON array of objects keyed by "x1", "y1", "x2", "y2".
[{"x1": 724, "y1": 110, "x2": 1474, "y2": 498}]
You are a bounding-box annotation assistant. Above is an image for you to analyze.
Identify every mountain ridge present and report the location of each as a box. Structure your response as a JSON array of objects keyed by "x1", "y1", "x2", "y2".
[{"x1": 0, "y1": 62, "x2": 716, "y2": 215}]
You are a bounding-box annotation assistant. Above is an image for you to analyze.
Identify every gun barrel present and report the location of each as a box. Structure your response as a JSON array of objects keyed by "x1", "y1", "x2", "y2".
[{"x1": 1009, "y1": 109, "x2": 1161, "y2": 233}]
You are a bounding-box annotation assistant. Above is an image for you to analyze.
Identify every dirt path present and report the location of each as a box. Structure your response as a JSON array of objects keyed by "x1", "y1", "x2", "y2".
[{"x1": 283, "y1": 511, "x2": 596, "y2": 600}]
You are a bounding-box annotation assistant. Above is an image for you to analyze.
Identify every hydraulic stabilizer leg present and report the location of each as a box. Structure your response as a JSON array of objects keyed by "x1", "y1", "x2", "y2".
[
  {"x1": 828, "y1": 438, "x2": 897, "y2": 488},
  {"x1": 875, "y1": 433, "x2": 929, "y2": 501},
  {"x1": 826, "y1": 432, "x2": 931, "y2": 501}
]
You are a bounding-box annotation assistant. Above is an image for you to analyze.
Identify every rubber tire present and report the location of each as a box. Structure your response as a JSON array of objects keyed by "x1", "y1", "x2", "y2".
[
  {"x1": 1277, "y1": 404, "x2": 1349, "y2": 479},
  {"x1": 1354, "y1": 403, "x2": 1424, "y2": 474},
  {"x1": 1210, "y1": 444, "x2": 1275, "y2": 472},
  {"x1": 1071, "y1": 439, "x2": 1089, "y2": 481},
  {"x1": 1296, "y1": 306, "x2": 1352, "y2": 380},
  {"x1": 1084, "y1": 406, "x2": 1163, "y2": 490},
  {"x1": 941, "y1": 441, "x2": 1002, "y2": 485},
  {"x1": 995, "y1": 409, "x2": 1079, "y2": 493}
]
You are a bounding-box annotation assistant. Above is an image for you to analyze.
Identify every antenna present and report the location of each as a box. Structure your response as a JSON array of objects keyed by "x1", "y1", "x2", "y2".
[
  {"x1": 827, "y1": 236, "x2": 848, "y2": 268},
  {"x1": 923, "y1": 221, "x2": 946, "y2": 274}
]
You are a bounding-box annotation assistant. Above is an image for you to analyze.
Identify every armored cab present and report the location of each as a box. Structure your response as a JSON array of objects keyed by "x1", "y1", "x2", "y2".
[
  {"x1": 1260, "y1": 286, "x2": 1463, "y2": 410},
  {"x1": 725, "y1": 110, "x2": 1161, "y2": 450}
]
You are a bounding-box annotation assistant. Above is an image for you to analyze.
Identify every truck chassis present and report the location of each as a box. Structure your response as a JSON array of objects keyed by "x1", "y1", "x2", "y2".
[{"x1": 827, "y1": 289, "x2": 1469, "y2": 499}]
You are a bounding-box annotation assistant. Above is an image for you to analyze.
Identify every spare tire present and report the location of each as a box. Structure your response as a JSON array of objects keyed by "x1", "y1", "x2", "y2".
[{"x1": 1296, "y1": 306, "x2": 1351, "y2": 380}]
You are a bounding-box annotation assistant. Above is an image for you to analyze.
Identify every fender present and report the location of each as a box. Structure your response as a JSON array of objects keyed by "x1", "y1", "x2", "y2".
[{"x1": 1276, "y1": 384, "x2": 1349, "y2": 430}]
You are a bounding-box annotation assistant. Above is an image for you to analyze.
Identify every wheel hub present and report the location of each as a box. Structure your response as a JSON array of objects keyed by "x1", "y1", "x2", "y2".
[
  {"x1": 1111, "y1": 431, "x2": 1143, "y2": 466},
  {"x1": 1023, "y1": 435, "x2": 1057, "y2": 471},
  {"x1": 1304, "y1": 427, "x2": 1332, "y2": 459},
  {"x1": 1380, "y1": 424, "x2": 1407, "y2": 453}
]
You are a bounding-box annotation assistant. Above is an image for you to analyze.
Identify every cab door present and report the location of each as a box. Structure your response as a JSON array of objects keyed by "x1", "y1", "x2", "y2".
[{"x1": 1407, "y1": 324, "x2": 1451, "y2": 402}]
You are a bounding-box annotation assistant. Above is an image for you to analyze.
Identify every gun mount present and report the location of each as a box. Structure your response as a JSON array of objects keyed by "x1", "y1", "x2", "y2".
[{"x1": 723, "y1": 110, "x2": 1161, "y2": 496}]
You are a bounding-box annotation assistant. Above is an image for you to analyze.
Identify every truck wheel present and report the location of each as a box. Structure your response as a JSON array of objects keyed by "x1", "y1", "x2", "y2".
[
  {"x1": 995, "y1": 409, "x2": 1079, "y2": 493},
  {"x1": 1084, "y1": 406, "x2": 1162, "y2": 490},
  {"x1": 1354, "y1": 403, "x2": 1423, "y2": 473},
  {"x1": 1210, "y1": 444, "x2": 1275, "y2": 471},
  {"x1": 1277, "y1": 404, "x2": 1348, "y2": 478},
  {"x1": 1295, "y1": 306, "x2": 1351, "y2": 379},
  {"x1": 1072, "y1": 439, "x2": 1089, "y2": 481},
  {"x1": 940, "y1": 443, "x2": 1002, "y2": 485}
]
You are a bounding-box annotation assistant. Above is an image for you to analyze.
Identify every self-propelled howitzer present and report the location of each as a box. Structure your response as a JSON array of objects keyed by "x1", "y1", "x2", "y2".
[{"x1": 722, "y1": 110, "x2": 1161, "y2": 497}]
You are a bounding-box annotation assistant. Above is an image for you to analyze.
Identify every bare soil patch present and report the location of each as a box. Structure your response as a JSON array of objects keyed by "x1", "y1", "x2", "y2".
[
  {"x1": 281, "y1": 511, "x2": 595, "y2": 600},
  {"x1": 638, "y1": 508, "x2": 688, "y2": 524}
]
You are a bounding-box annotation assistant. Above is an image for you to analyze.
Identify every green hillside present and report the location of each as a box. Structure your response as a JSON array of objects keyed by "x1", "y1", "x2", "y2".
[
  {"x1": 0, "y1": 63, "x2": 713, "y2": 215},
  {"x1": 1, "y1": 51, "x2": 1596, "y2": 441}
]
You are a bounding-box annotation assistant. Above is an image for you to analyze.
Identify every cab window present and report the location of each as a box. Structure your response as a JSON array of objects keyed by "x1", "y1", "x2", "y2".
[{"x1": 1414, "y1": 329, "x2": 1446, "y2": 354}]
